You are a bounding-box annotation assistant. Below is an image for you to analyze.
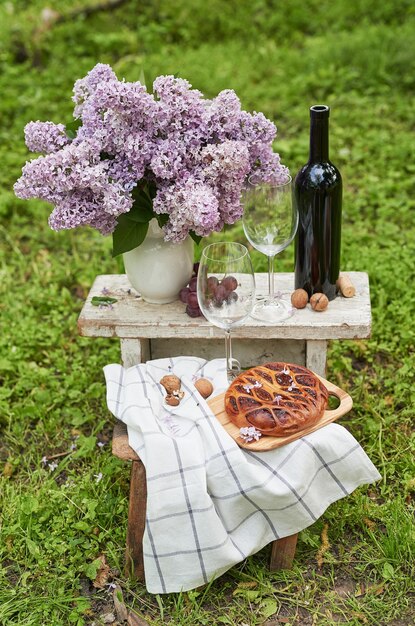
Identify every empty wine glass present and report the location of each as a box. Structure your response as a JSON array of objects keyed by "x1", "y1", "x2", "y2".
[
  {"x1": 197, "y1": 242, "x2": 255, "y2": 382},
  {"x1": 242, "y1": 176, "x2": 298, "y2": 322}
]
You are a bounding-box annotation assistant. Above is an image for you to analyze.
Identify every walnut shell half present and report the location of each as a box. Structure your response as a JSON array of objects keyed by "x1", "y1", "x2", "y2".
[{"x1": 160, "y1": 375, "x2": 181, "y2": 394}]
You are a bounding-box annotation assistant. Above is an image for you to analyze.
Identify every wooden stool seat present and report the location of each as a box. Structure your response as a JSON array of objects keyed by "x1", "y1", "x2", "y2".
[{"x1": 112, "y1": 420, "x2": 298, "y2": 581}]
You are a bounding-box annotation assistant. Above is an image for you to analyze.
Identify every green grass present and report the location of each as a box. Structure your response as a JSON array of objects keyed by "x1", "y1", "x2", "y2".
[{"x1": 1, "y1": 1, "x2": 415, "y2": 624}]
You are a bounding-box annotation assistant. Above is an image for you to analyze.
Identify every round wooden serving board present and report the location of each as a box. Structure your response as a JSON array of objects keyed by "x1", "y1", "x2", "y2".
[{"x1": 206, "y1": 374, "x2": 353, "y2": 451}]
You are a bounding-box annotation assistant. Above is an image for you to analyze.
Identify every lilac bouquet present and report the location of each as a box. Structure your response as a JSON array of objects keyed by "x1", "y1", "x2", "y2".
[{"x1": 14, "y1": 64, "x2": 289, "y2": 255}]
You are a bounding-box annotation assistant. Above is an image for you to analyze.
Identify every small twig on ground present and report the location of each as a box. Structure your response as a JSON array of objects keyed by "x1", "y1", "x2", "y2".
[
  {"x1": 43, "y1": 450, "x2": 73, "y2": 461},
  {"x1": 316, "y1": 523, "x2": 330, "y2": 568}
]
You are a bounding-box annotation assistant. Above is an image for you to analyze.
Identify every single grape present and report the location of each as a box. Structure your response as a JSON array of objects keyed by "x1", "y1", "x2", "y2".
[
  {"x1": 186, "y1": 304, "x2": 201, "y2": 318},
  {"x1": 179, "y1": 287, "x2": 190, "y2": 303},
  {"x1": 187, "y1": 291, "x2": 199, "y2": 308},
  {"x1": 221, "y1": 275, "x2": 238, "y2": 292},
  {"x1": 207, "y1": 276, "x2": 219, "y2": 294},
  {"x1": 214, "y1": 284, "x2": 229, "y2": 305},
  {"x1": 188, "y1": 276, "x2": 198, "y2": 292},
  {"x1": 226, "y1": 291, "x2": 238, "y2": 304}
]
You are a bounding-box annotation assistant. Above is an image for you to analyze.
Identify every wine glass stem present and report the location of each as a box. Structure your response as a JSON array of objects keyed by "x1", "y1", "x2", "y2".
[
  {"x1": 268, "y1": 254, "x2": 276, "y2": 300},
  {"x1": 225, "y1": 329, "x2": 233, "y2": 378}
]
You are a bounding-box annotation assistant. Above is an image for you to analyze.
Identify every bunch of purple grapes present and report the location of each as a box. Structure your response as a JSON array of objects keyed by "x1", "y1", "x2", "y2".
[
  {"x1": 179, "y1": 263, "x2": 203, "y2": 318},
  {"x1": 180, "y1": 263, "x2": 239, "y2": 318},
  {"x1": 206, "y1": 275, "x2": 238, "y2": 308}
]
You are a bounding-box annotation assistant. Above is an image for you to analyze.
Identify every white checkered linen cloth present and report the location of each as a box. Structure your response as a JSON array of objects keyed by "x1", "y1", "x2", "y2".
[{"x1": 104, "y1": 356, "x2": 380, "y2": 594}]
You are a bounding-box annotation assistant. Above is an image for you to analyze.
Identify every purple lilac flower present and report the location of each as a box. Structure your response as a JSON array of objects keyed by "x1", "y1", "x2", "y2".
[
  {"x1": 248, "y1": 145, "x2": 290, "y2": 185},
  {"x1": 202, "y1": 140, "x2": 250, "y2": 223},
  {"x1": 206, "y1": 89, "x2": 242, "y2": 141},
  {"x1": 77, "y1": 79, "x2": 157, "y2": 160},
  {"x1": 72, "y1": 63, "x2": 117, "y2": 118},
  {"x1": 154, "y1": 177, "x2": 220, "y2": 242},
  {"x1": 14, "y1": 63, "x2": 289, "y2": 241},
  {"x1": 239, "y1": 110, "x2": 277, "y2": 145},
  {"x1": 14, "y1": 139, "x2": 132, "y2": 234},
  {"x1": 153, "y1": 75, "x2": 207, "y2": 145},
  {"x1": 150, "y1": 138, "x2": 186, "y2": 181},
  {"x1": 24, "y1": 121, "x2": 69, "y2": 154}
]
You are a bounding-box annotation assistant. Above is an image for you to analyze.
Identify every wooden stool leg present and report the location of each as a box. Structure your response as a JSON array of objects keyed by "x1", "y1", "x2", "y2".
[
  {"x1": 269, "y1": 533, "x2": 298, "y2": 571},
  {"x1": 125, "y1": 460, "x2": 147, "y2": 580}
]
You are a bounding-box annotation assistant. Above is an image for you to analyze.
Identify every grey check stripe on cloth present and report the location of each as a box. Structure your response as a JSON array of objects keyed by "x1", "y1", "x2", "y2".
[
  {"x1": 104, "y1": 356, "x2": 381, "y2": 594},
  {"x1": 181, "y1": 379, "x2": 280, "y2": 538},
  {"x1": 171, "y1": 437, "x2": 209, "y2": 584}
]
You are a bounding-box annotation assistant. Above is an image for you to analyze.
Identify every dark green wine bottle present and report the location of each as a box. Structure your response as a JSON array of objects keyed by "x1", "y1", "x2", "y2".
[{"x1": 294, "y1": 105, "x2": 342, "y2": 301}]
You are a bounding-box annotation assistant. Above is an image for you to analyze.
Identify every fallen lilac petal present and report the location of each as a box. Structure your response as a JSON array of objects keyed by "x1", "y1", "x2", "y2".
[{"x1": 239, "y1": 426, "x2": 262, "y2": 442}]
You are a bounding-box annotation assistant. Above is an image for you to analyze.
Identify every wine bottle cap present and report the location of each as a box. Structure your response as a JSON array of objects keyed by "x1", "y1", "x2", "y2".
[{"x1": 310, "y1": 104, "x2": 330, "y2": 118}]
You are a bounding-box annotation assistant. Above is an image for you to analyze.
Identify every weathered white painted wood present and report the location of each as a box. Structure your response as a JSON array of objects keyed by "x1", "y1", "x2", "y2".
[
  {"x1": 150, "y1": 338, "x2": 306, "y2": 368},
  {"x1": 77, "y1": 272, "x2": 371, "y2": 341},
  {"x1": 306, "y1": 340, "x2": 328, "y2": 377},
  {"x1": 120, "y1": 338, "x2": 150, "y2": 367}
]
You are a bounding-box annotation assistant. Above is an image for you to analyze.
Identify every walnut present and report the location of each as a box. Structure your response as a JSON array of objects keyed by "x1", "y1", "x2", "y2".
[
  {"x1": 195, "y1": 378, "x2": 214, "y2": 399},
  {"x1": 172, "y1": 389, "x2": 185, "y2": 400},
  {"x1": 291, "y1": 289, "x2": 309, "y2": 309},
  {"x1": 310, "y1": 293, "x2": 329, "y2": 311},
  {"x1": 160, "y1": 375, "x2": 181, "y2": 394},
  {"x1": 165, "y1": 395, "x2": 180, "y2": 406}
]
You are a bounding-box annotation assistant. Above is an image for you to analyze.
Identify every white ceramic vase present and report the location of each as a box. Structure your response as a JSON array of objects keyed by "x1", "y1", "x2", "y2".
[{"x1": 123, "y1": 219, "x2": 194, "y2": 304}]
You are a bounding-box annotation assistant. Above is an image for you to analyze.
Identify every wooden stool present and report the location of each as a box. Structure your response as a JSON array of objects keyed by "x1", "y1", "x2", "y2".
[
  {"x1": 79, "y1": 271, "x2": 371, "y2": 583},
  {"x1": 112, "y1": 420, "x2": 298, "y2": 581}
]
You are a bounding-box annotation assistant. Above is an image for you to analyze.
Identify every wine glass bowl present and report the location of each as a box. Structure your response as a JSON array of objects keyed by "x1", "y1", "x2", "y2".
[
  {"x1": 242, "y1": 176, "x2": 298, "y2": 322},
  {"x1": 197, "y1": 242, "x2": 255, "y2": 381}
]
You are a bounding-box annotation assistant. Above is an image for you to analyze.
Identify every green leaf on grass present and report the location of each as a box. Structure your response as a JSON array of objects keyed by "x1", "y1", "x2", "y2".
[
  {"x1": 73, "y1": 435, "x2": 97, "y2": 458},
  {"x1": 21, "y1": 495, "x2": 39, "y2": 515},
  {"x1": 260, "y1": 598, "x2": 279, "y2": 618},
  {"x1": 84, "y1": 558, "x2": 102, "y2": 581},
  {"x1": 0, "y1": 358, "x2": 14, "y2": 372},
  {"x1": 73, "y1": 521, "x2": 90, "y2": 532},
  {"x1": 233, "y1": 588, "x2": 260, "y2": 601},
  {"x1": 26, "y1": 538, "x2": 40, "y2": 556},
  {"x1": 382, "y1": 562, "x2": 395, "y2": 579}
]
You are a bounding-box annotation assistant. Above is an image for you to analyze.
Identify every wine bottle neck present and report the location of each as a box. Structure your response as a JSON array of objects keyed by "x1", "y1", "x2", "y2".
[{"x1": 309, "y1": 106, "x2": 329, "y2": 162}]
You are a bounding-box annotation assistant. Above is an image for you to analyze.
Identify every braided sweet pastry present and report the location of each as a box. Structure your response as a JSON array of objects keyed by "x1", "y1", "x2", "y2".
[{"x1": 225, "y1": 362, "x2": 328, "y2": 437}]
